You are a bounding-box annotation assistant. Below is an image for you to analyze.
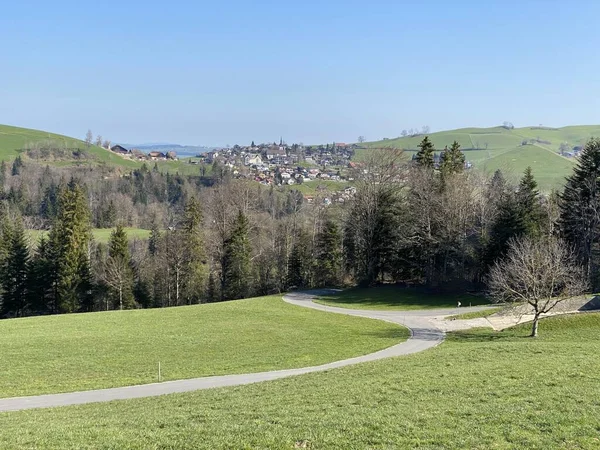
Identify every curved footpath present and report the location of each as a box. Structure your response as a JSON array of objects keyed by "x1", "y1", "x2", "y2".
[{"x1": 0, "y1": 291, "x2": 490, "y2": 412}]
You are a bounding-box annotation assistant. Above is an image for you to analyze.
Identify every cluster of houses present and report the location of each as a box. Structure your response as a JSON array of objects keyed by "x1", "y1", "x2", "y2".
[
  {"x1": 559, "y1": 145, "x2": 583, "y2": 158},
  {"x1": 108, "y1": 145, "x2": 177, "y2": 161}
]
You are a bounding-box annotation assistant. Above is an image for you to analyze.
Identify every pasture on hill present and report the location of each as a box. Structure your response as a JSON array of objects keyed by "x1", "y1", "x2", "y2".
[
  {"x1": 0, "y1": 295, "x2": 406, "y2": 397},
  {"x1": 0, "y1": 124, "x2": 204, "y2": 175},
  {"x1": 0, "y1": 313, "x2": 598, "y2": 448},
  {"x1": 359, "y1": 125, "x2": 600, "y2": 191}
]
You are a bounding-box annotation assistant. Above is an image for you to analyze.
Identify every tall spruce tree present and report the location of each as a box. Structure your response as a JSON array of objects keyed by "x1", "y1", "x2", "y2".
[
  {"x1": 28, "y1": 236, "x2": 54, "y2": 314},
  {"x1": 48, "y1": 179, "x2": 93, "y2": 313},
  {"x1": 287, "y1": 228, "x2": 313, "y2": 288},
  {"x1": 440, "y1": 140, "x2": 465, "y2": 176},
  {"x1": 560, "y1": 137, "x2": 600, "y2": 286},
  {"x1": 484, "y1": 168, "x2": 544, "y2": 269},
  {"x1": 105, "y1": 224, "x2": 135, "y2": 310},
  {"x1": 414, "y1": 136, "x2": 435, "y2": 168},
  {"x1": 517, "y1": 166, "x2": 544, "y2": 237},
  {"x1": 221, "y1": 210, "x2": 251, "y2": 300},
  {"x1": 316, "y1": 219, "x2": 342, "y2": 287},
  {"x1": 0, "y1": 218, "x2": 30, "y2": 317},
  {"x1": 181, "y1": 196, "x2": 207, "y2": 303}
]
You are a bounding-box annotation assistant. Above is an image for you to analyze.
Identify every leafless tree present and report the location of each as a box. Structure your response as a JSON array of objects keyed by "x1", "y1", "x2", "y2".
[
  {"x1": 422, "y1": 125, "x2": 430, "y2": 135},
  {"x1": 95, "y1": 135, "x2": 103, "y2": 147},
  {"x1": 357, "y1": 136, "x2": 366, "y2": 144},
  {"x1": 487, "y1": 236, "x2": 588, "y2": 337},
  {"x1": 101, "y1": 256, "x2": 133, "y2": 311},
  {"x1": 85, "y1": 130, "x2": 93, "y2": 148},
  {"x1": 401, "y1": 129, "x2": 408, "y2": 137}
]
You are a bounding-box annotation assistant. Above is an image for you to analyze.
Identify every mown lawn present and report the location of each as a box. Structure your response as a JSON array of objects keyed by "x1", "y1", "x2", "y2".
[
  {"x1": 1, "y1": 313, "x2": 599, "y2": 448},
  {"x1": 0, "y1": 295, "x2": 406, "y2": 397},
  {"x1": 315, "y1": 285, "x2": 490, "y2": 310},
  {"x1": 446, "y1": 306, "x2": 502, "y2": 320}
]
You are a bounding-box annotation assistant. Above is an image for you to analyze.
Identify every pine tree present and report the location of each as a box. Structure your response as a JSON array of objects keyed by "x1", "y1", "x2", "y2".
[
  {"x1": 440, "y1": 140, "x2": 465, "y2": 176},
  {"x1": 560, "y1": 137, "x2": 600, "y2": 285},
  {"x1": 48, "y1": 179, "x2": 93, "y2": 313},
  {"x1": 105, "y1": 224, "x2": 135, "y2": 310},
  {"x1": 207, "y1": 271, "x2": 218, "y2": 302},
  {"x1": 11, "y1": 156, "x2": 23, "y2": 176},
  {"x1": 316, "y1": 219, "x2": 342, "y2": 287},
  {"x1": 287, "y1": 229, "x2": 313, "y2": 288},
  {"x1": 28, "y1": 236, "x2": 53, "y2": 314},
  {"x1": 221, "y1": 210, "x2": 251, "y2": 300},
  {"x1": 516, "y1": 166, "x2": 543, "y2": 237},
  {"x1": 148, "y1": 221, "x2": 161, "y2": 256},
  {"x1": 181, "y1": 196, "x2": 207, "y2": 303},
  {"x1": 484, "y1": 192, "x2": 525, "y2": 267},
  {"x1": 1, "y1": 218, "x2": 30, "y2": 317},
  {"x1": 415, "y1": 136, "x2": 435, "y2": 168}
]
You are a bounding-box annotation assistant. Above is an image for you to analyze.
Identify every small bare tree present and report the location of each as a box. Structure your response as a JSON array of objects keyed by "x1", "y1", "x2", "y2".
[
  {"x1": 85, "y1": 130, "x2": 93, "y2": 148},
  {"x1": 487, "y1": 236, "x2": 588, "y2": 337},
  {"x1": 95, "y1": 135, "x2": 103, "y2": 147},
  {"x1": 357, "y1": 136, "x2": 366, "y2": 144},
  {"x1": 101, "y1": 256, "x2": 133, "y2": 311}
]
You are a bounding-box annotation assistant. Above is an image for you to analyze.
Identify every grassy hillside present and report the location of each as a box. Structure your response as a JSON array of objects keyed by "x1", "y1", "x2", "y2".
[
  {"x1": 0, "y1": 124, "x2": 205, "y2": 175},
  {"x1": 1, "y1": 312, "x2": 598, "y2": 448},
  {"x1": 0, "y1": 295, "x2": 406, "y2": 397},
  {"x1": 360, "y1": 125, "x2": 600, "y2": 190}
]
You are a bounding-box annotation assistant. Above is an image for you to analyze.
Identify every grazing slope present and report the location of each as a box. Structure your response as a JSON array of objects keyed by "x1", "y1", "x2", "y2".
[
  {"x1": 0, "y1": 124, "x2": 203, "y2": 174},
  {"x1": 0, "y1": 313, "x2": 597, "y2": 448},
  {"x1": 0, "y1": 295, "x2": 406, "y2": 397},
  {"x1": 360, "y1": 125, "x2": 600, "y2": 190}
]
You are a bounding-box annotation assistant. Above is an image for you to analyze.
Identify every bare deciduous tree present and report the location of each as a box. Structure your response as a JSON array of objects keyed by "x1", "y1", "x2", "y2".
[
  {"x1": 487, "y1": 236, "x2": 588, "y2": 337},
  {"x1": 101, "y1": 256, "x2": 133, "y2": 311},
  {"x1": 357, "y1": 136, "x2": 365, "y2": 143},
  {"x1": 85, "y1": 130, "x2": 93, "y2": 148}
]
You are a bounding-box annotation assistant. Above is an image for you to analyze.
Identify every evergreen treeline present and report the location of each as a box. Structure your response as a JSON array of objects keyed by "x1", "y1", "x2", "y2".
[{"x1": 1, "y1": 137, "x2": 599, "y2": 317}]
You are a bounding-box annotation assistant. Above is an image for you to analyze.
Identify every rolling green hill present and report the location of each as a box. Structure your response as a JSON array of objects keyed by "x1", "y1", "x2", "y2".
[
  {"x1": 0, "y1": 124, "x2": 203, "y2": 175},
  {"x1": 360, "y1": 125, "x2": 600, "y2": 190}
]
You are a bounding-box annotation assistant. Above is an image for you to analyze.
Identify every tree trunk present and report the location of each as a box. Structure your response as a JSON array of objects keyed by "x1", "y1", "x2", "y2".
[
  {"x1": 119, "y1": 283, "x2": 123, "y2": 310},
  {"x1": 531, "y1": 314, "x2": 540, "y2": 337}
]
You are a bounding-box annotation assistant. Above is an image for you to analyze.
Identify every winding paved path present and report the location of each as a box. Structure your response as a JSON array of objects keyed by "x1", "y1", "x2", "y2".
[{"x1": 0, "y1": 291, "x2": 488, "y2": 412}]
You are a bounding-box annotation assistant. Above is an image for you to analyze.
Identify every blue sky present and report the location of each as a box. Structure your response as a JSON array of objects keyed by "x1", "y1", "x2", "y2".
[{"x1": 1, "y1": 0, "x2": 599, "y2": 146}]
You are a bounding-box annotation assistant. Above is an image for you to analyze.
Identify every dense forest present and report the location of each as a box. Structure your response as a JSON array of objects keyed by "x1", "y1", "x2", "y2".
[{"x1": 0, "y1": 136, "x2": 599, "y2": 318}]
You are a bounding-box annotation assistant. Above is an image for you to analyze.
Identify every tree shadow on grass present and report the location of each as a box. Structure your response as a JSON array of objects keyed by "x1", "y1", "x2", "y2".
[
  {"x1": 320, "y1": 286, "x2": 489, "y2": 309},
  {"x1": 447, "y1": 328, "x2": 530, "y2": 343}
]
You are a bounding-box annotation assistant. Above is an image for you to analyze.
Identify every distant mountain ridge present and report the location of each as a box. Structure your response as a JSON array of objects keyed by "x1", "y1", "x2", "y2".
[{"x1": 118, "y1": 143, "x2": 215, "y2": 156}]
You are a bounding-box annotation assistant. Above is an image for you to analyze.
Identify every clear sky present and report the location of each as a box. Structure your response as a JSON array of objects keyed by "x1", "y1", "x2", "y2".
[{"x1": 1, "y1": 0, "x2": 599, "y2": 146}]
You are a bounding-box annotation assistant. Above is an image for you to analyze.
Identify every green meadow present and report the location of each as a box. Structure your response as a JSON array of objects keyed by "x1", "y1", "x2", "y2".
[
  {"x1": 0, "y1": 295, "x2": 406, "y2": 397},
  {"x1": 315, "y1": 285, "x2": 490, "y2": 310},
  {"x1": 0, "y1": 312, "x2": 598, "y2": 448},
  {"x1": 359, "y1": 125, "x2": 600, "y2": 191}
]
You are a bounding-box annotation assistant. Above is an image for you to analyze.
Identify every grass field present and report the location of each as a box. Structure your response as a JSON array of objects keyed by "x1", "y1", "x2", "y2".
[
  {"x1": 0, "y1": 295, "x2": 406, "y2": 397},
  {"x1": 26, "y1": 227, "x2": 151, "y2": 245},
  {"x1": 315, "y1": 286, "x2": 490, "y2": 310},
  {"x1": 446, "y1": 306, "x2": 502, "y2": 320},
  {"x1": 358, "y1": 125, "x2": 599, "y2": 191},
  {"x1": 0, "y1": 312, "x2": 598, "y2": 448},
  {"x1": 0, "y1": 124, "x2": 206, "y2": 175}
]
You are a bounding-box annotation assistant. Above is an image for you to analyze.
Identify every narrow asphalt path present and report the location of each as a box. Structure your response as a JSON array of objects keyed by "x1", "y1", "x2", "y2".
[{"x1": 0, "y1": 291, "x2": 486, "y2": 412}]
